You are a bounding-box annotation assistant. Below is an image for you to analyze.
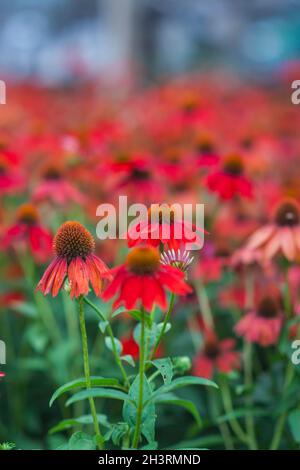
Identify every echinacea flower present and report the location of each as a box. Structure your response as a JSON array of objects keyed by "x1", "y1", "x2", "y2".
[
  {"x1": 127, "y1": 205, "x2": 205, "y2": 251},
  {"x1": 0, "y1": 372, "x2": 5, "y2": 379},
  {"x1": 205, "y1": 154, "x2": 253, "y2": 200},
  {"x1": 0, "y1": 154, "x2": 24, "y2": 195},
  {"x1": 1, "y1": 204, "x2": 53, "y2": 262},
  {"x1": 160, "y1": 248, "x2": 194, "y2": 273},
  {"x1": 246, "y1": 199, "x2": 300, "y2": 262},
  {"x1": 193, "y1": 330, "x2": 240, "y2": 379},
  {"x1": 33, "y1": 164, "x2": 84, "y2": 206},
  {"x1": 235, "y1": 296, "x2": 283, "y2": 346},
  {"x1": 103, "y1": 245, "x2": 191, "y2": 311},
  {"x1": 36, "y1": 221, "x2": 110, "y2": 298}
]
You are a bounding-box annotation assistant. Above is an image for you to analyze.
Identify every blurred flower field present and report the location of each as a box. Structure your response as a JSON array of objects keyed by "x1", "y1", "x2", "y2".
[{"x1": 1, "y1": 74, "x2": 300, "y2": 450}]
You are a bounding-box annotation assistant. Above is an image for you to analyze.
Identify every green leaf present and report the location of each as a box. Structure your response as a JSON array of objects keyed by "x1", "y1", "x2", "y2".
[
  {"x1": 104, "y1": 422, "x2": 129, "y2": 445},
  {"x1": 150, "y1": 358, "x2": 173, "y2": 384},
  {"x1": 141, "y1": 441, "x2": 158, "y2": 450},
  {"x1": 99, "y1": 321, "x2": 109, "y2": 333},
  {"x1": 49, "y1": 414, "x2": 110, "y2": 434},
  {"x1": 149, "y1": 375, "x2": 218, "y2": 403},
  {"x1": 66, "y1": 388, "x2": 130, "y2": 406},
  {"x1": 123, "y1": 375, "x2": 156, "y2": 444},
  {"x1": 9, "y1": 301, "x2": 37, "y2": 318},
  {"x1": 134, "y1": 322, "x2": 159, "y2": 351},
  {"x1": 157, "y1": 322, "x2": 171, "y2": 335},
  {"x1": 105, "y1": 336, "x2": 123, "y2": 355},
  {"x1": 49, "y1": 376, "x2": 120, "y2": 407},
  {"x1": 288, "y1": 410, "x2": 300, "y2": 443},
  {"x1": 121, "y1": 355, "x2": 135, "y2": 367},
  {"x1": 155, "y1": 393, "x2": 201, "y2": 427},
  {"x1": 68, "y1": 432, "x2": 96, "y2": 450}
]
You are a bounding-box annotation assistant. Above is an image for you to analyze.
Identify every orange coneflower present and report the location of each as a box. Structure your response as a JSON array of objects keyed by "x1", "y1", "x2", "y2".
[
  {"x1": 37, "y1": 221, "x2": 110, "y2": 298},
  {"x1": 103, "y1": 245, "x2": 191, "y2": 311},
  {"x1": 246, "y1": 199, "x2": 300, "y2": 261},
  {"x1": 235, "y1": 295, "x2": 283, "y2": 346}
]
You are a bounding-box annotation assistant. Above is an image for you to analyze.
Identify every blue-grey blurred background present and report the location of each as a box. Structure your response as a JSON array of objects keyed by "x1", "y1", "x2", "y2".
[{"x1": 0, "y1": 0, "x2": 300, "y2": 85}]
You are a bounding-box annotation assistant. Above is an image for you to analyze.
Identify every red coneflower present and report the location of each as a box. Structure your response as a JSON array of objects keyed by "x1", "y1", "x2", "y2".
[
  {"x1": 205, "y1": 154, "x2": 253, "y2": 200},
  {"x1": 246, "y1": 199, "x2": 300, "y2": 262},
  {"x1": 33, "y1": 164, "x2": 84, "y2": 206},
  {"x1": 235, "y1": 296, "x2": 283, "y2": 346},
  {"x1": 2, "y1": 204, "x2": 53, "y2": 262},
  {"x1": 0, "y1": 153, "x2": 24, "y2": 195},
  {"x1": 193, "y1": 330, "x2": 240, "y2": 379},
  {"x1": 37, "y1": 221, "x2": 110, "y2": 298},
  {"x1": 0, "y1": 372, "x2": 5, "y2": 379},
  {"x1": 127, "y1": 205, "x2": 205, "y2": 251},
  {"x1": 103, "y1": 245, "x2": 191, "y2": 311}
]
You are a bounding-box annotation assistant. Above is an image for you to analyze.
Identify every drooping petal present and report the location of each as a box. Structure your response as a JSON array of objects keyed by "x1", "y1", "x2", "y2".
[
  {"x1": 51, "y1": 257, "x2": 67, "y2": 296},
  {"x1": 247, "y1": 225, "x2": 275, "y2": 250},
  {"x1": 36, "y1": 257, "x2": 62, "y2": 296},
  {"x1": 68, "y1": 257, "x2": 89, "y2": 298}
]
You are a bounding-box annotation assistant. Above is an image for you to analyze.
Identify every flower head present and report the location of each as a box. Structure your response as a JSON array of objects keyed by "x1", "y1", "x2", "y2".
[
  {"x1": 205, "y1": 154, "x2": 253, "y2": 200},
  {"x1": 160, "y1": 248, "x2": 194, "y2": 274},
  {"x1": 36, "y1": 221, "x2": 110, "y2": 298},
  {"x1": 246, "y1": 198, "x2": 300, "y2": 261},
  {"x1": 235, "y1": 295, "x2": 283, "y2": 346},
  {"x1": 127, "y1": 204, "x2": 205, "y2": 251},
  {"x1": 193, "y1": 330, "x2": 240, "y2": 379},
  {"x1": 1, "y1": 203, "x2": 53, "y2": 262},
  {"x1": 103, "y1": 245, "x2": 191, "y2": 311}
]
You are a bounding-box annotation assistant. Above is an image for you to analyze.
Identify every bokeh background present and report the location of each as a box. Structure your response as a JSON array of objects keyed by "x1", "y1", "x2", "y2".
[
  {"x1": 1, "y1": 0, "x2": 300, "y2": 451},
  {"x1": 1, "y1": 0, "x2": 300, "y2": 85}
]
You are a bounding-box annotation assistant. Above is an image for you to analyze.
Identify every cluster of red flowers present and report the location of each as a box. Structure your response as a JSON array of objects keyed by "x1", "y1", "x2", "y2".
[{"x1": 1, "y1": 74, "x2": 300, "y2": 380}]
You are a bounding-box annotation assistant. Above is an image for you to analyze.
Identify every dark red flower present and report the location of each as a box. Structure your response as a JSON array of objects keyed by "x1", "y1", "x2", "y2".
[
  {"x1": 193, "y1": 330, "x2": 240, "y2": 379},
  {"x1": 235, "y1": 296, "x2": 283, "y2": 346}
]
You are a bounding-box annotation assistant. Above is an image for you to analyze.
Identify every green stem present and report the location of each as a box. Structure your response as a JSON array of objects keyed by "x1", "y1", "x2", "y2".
[
  {"x1": 208, "y1": 388, "x2": 234, "y2": 450},
  {"x1": 194, "y1": 277, "x2": 214, "y2": 328},
  {"x1": 78, "y1": 297, "x2": 105, "y2": 450},
  {"x1": 150, "y1": 293, "x2": 174, "y2": 360},
  {"x1": 270, "y1": 362, "x2": 295, "y2": 450},
  {"x1": 132, "y1": 309, "x2": 146, "y2": 449},
  {"x1": 83, "y1": 297, "x2": 130, "y2": 389},
  {"x1": 220, "y1": 376, "x2": 249, "y2": 445},
  {"x1": 244, "y1": 342, "x2": 257, "y2": 450}
]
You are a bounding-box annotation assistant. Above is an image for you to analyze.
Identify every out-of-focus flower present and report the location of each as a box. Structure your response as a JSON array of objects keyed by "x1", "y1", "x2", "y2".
[
  {"x1": 127, "y1": 205, "x2": 205, "y2": 251},
  {"x1": 103, "y1": 245, "x2": 191, "y2": 311},
  {"x1": 206, "y1": 154, "x2": 253, "y2": 200},
  {"x1": 235, "y1": 295, "x2": 283, "y2": 346},
  {"x1": 246, "y1": 199, "x2": 300, "y2": 261},
  {"x1": 1, "y1": 204, "x2": 53, "y2": 262},
  {"x1": 194, "y1": 134, "x2": 220, "y2": 168},
  {"x1": 193, "y1": 330, "x2": 240, "y2": 379},
  {"x1": 33, "y1": 164, "x2": 84, "y2": 206},
  {"x1": 0, "y1": 154, "x2": 24, "y2": 195},
  {"x1": 36, "y1": 221, "x2": 110, "y2": 298}
]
